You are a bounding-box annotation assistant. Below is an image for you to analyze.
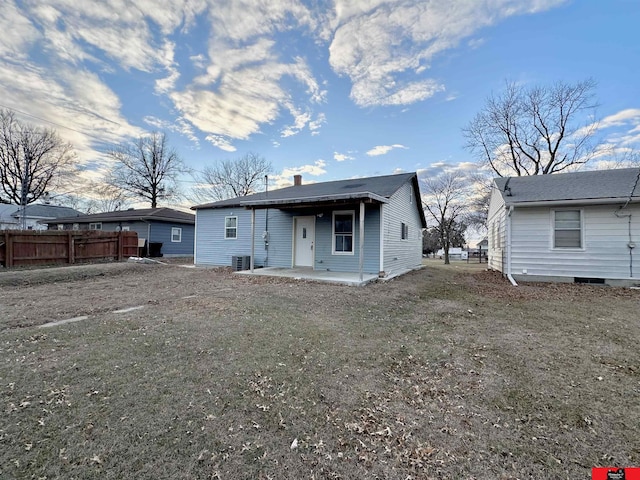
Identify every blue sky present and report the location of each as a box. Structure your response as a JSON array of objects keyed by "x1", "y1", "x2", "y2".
[{"x1": 1, "y1": 0, "x2": 639, "y2": 207}]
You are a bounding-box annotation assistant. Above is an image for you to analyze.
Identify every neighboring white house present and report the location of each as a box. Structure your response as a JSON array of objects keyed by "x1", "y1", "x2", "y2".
[
  {"x1": 487, "y1": 168, "x2": 640, "y2": 286},
  {"x1": 192, "y1": 172, "x2": 427, "y2": 282}
]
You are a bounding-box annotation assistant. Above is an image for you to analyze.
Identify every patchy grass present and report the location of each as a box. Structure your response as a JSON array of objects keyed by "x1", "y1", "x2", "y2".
[{"x1": 0, "y1": 261, "x2": 639, "y2": 479}]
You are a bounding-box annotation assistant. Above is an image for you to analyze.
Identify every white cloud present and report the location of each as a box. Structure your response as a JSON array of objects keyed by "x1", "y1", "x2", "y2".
[
  {"x1": 281, "y1": 111, "x2": 312, "y2": 138},
  {"x1": 205, "y1": 134, "x2": 236, "y2": 152},
  {"x1": 366, "y1": 144, "x2": 408, "y2": 156},
  {"x1": 334, "y1": 151, "x2": 355, "y2": 162},
  {"x1": 271, "y1": 160, "x2": 327, "y2": 187},
  {"x1": 329, "y1": 0, "x2": 566, "y2": 107},
  {"x1": 309, "y1": 113, "x2": 327, "y2": 135},
  {"x1": 0, "y1": 1, "x2": 39, "y2": 59}
]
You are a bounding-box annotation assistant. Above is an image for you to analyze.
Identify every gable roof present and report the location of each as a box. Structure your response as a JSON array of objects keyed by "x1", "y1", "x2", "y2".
[
  {"x1": 18, "y1": 204, "x2": 83, "y2": 219},
  {"x1": 192, "y1": 172, "x2": 426, "y2": 227},
  {"x1": 494, "y1": 168, "x2": 640, "y2": 206},
  {"x1": 43, "y1": 207, "x2": 195, "y2": 225}
]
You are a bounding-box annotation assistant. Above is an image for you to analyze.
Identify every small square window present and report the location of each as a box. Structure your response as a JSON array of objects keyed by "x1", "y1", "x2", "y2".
[
  {"x1": 225, "y1": 216, "x2": 237, "y2": 239},
  {"x1": 171, "y1": 227, "x2": 182, "y2": 243},
  {"x1": 89, "y1": 222, "x2": 102, "y2": 230}
]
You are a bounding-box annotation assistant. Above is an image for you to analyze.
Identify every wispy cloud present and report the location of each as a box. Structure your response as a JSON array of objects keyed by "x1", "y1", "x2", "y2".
[
  {"x1": 329, "y1": 0, "x2": 566, "y2": 107},
  {"x1": 334, "y1": 151, "x2": 355, "y2": 162},
  {"x1": 366, "y1": 144, "x2": 408, "y2": 156},
  {"x1": 272, "y1": 160, "x2": 327, "y2": 187}
]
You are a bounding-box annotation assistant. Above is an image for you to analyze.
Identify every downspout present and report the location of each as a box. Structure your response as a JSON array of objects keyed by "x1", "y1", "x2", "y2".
[
  {"x1": 359, "y1": 201, "x2": 365, "y2": 282},
  {"x1": 506, "y1": 205, "x2": 518, "y2": 286},
  {"x1": 264, "y1": 175, "x2": 269, "y2": 267}
]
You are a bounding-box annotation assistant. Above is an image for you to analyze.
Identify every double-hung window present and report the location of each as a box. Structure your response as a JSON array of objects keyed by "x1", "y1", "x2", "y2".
[
  {"x1": 333, "y1": 211, "x2": 354, "y2": 254},
  {"x1": 89, "y1": 222, "x2": 102, "y2": 230},
  {"x1": 553, "y1": 210, "x2": 582, "y2": 248},
  {"x1": 171, "y1": 227, "x2": 182, "y2": 242},
  {"x1": 225, "y1": 216, "x2": 237, "y2": 239}
]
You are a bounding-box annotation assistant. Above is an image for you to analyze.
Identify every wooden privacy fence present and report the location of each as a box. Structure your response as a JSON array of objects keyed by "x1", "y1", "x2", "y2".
[{"x1": 0, "y1": 231, "x2": 138, "y2": 268}]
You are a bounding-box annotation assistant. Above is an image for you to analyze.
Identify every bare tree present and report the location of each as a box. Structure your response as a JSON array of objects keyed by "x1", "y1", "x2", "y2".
[
  {"x1": 422, "y1": 172, "x2": 471, "y2": 264},
  {"x1": 195, "y1": 152, "x2": 272, "y2": 201},
  {"x1": 108, "y1": 132, "x2": 184, "y2": 208},
  {"x1": 0, "y1": 109, "x2": 76, "y2": 208},
  {"x1": 84, "y1": 183, "x2": 130, "y2": 213},
  {"x1": 463, "y1": 79, "x2": 599, "y2": 177}
]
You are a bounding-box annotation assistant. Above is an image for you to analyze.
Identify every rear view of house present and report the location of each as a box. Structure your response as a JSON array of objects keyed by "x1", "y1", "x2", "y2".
[
  {"x1": 487, "y1": 168, "x2": 640, "y2": 286},
  {"x1": 192, "y1": 172, "x2": 426, "y2": 281}
]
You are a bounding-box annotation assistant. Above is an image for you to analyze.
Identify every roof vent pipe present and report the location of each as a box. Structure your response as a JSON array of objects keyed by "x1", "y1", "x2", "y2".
[{"x1": 293, "y1": 174, "x2": 302, "y2": 186}]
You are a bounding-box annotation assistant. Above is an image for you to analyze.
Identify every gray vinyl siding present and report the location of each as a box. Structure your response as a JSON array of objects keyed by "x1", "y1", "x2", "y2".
[
  {"x1": 59, "y1": 220, "x2": 194, "y2": 256},
  {"x1": 382, "y1": 182, "x2": 423, "y2": 275},
  {"x1": 263, "y1": 209, "x2": 294, "y2": 268},
  {"x1": 195, "y1": 208, "x2": 267, "y2": 267},
  {"x1": 148, "y1": 222, "x2": 195, "y2": 256},
  {"x1": 312, "y1": 204, "x2": 380, "y2": 273},
  {"x1": 510, "y1": 204, "x2": 640, "y2": 280}
]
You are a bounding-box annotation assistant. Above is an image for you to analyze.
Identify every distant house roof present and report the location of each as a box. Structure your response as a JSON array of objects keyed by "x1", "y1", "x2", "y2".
[
  {"x1": 494, "y1": 168, "x2": 640, "y2": 206},
  {"x1": 17, "y1": 204, "x2": 83, "y2": 219},
  {"x1": 43, "y1": 207, "x2": 195, "y2": 225},
  {"x1": 192, "y1": 172, "x2": 427, "y2": 227},
  {"x1": 0, "y1": 204, "x2": 19, "y2": 226}
]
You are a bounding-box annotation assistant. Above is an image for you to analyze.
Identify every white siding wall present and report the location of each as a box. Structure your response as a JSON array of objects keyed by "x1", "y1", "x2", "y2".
[
  {"x1": 487, "y1": 186, "x2": 506, "y2": 272},
  {"x1": 511, "y1": 204, "x2": 640, "y2": 281},
  {"x1": 382, "y1": 181, "x2": 423, "y2": 275}
]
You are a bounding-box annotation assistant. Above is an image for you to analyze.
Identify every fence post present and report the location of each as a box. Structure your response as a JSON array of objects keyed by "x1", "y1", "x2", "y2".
[
  {"x1": 117, "y1": 231, "x2": 123, "y2": 261},
  {"x1": 68, "y1": 231, "x2": 75, "y2": 264},
  {"x1": 5, "y1": 232, "x2": 13, "y2": 268}
]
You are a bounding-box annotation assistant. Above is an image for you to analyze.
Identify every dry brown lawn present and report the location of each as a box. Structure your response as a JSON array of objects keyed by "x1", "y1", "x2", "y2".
[{"x1": 0, "y1": 259, "x2": 638, "y2": 479}]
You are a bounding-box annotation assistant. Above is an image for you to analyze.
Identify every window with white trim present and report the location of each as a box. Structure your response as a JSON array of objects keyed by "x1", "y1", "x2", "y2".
[
  {"x1": 333, "y1": 211, "x2": 354, "y2": 254},
  {"x1": 171, "y1": 227, "x2": 182, "y2": 242},
  {"x1": 553, "y1": 210, "x2": 582, "y2": 248},
  {"x1": 225, "y1": 216, "x2": 237, "y2": 239},
  {"x1": 89, "y1": 222, "x2": 102, "y2": 230}
]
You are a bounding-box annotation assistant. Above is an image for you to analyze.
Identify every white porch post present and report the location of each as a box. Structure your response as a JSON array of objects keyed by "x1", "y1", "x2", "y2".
[
  {"x1": 250, "y1": 208, "x2": 255, "y2": 272},
  {"x1": 359, "y1": 201, "x2": 364, "y2": 282}
]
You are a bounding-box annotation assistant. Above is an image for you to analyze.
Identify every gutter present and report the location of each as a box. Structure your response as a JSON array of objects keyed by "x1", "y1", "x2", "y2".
[
  {"x1": 506, "y1": 205, "x2": 518, "y2": 286},
  {"x1": 241, "y1": 191, "x2": 389, "y2": 207},
  {"x1": 505, "y1": 197, "x2": 639, "y2": 208}
]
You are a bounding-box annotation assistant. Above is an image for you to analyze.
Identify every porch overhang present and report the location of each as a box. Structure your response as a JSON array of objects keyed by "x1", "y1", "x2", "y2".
[{"x1": 240, "y1": 191, "x2": 388, "y2": 209}]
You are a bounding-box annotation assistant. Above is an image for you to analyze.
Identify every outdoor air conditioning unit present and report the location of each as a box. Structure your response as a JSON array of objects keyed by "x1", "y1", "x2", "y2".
[{"x1": 232, "y1": 255, "x2": 251, "y2": 271}]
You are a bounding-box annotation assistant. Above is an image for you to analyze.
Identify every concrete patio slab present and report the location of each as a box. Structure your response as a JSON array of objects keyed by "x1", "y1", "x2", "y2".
[{"x1": 235, "y1": 267, "x2": 378, "y2": 286}]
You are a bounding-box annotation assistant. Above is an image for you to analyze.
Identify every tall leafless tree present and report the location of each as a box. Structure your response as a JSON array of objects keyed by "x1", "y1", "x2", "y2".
[
  {"x1": 107, "y1": 132, "x2": 184, "y2": 208},
  {"x1": 194, "y1": 152, "x2": 272, "y2": 201},
  {"x1": 463, "y1": 79, "x2": 599, "y2": 177},
  {"x1": 422, "y1": 172, "x2": 471, "y2": 264},
  {"x1": 0, "y1": 109, "x2": 75, "y2": 208}
]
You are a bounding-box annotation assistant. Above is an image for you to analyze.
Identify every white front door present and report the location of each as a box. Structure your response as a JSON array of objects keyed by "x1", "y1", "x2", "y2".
[{"x1": 294, "y1": 216, "x2": 315, "y2": 267}]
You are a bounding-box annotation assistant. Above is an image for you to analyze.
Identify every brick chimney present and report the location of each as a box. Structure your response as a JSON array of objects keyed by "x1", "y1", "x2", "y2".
[{"x1": 293, "y1": 174, "x2": 302, "y2": 186}]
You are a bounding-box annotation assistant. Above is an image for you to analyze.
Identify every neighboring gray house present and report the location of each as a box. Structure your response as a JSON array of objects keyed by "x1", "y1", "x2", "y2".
[
  {"x1": 44, "y1": 207, "x2": 195, "y2": 257},
  {"x1": 487, "y1": 168, "x2": 640, "y2": 286},
  {"x1": 192, "y1": 172, "x2": 426, "y2": 279},
  {"x1": 0, "y1": 204, "x2": 82, "y2": 230}
]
